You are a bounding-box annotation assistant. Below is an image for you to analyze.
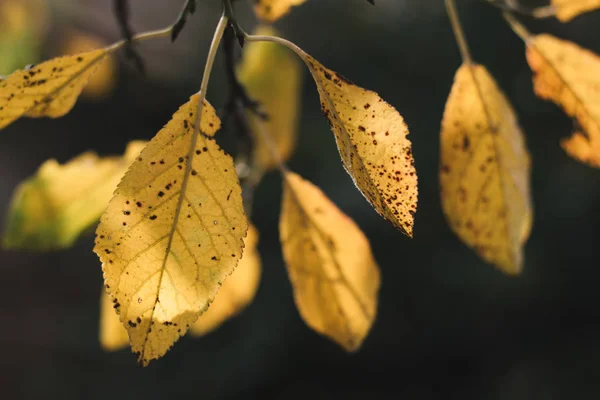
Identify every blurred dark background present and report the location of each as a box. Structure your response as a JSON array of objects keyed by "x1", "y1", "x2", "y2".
[{"x1": 2, "y1": 0, "x2": 600, "y2": 398}]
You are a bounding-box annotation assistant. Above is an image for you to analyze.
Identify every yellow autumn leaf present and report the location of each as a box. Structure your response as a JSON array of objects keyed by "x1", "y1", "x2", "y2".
[
  {"x1": 60, "y1": 30, "x2": 117, "y2": 100},
  {"x1": 303, "y1": 55, "x2": 418, "y2": 237},
  {"x1": 440, "y1": 63, "x2": 532, "y2": 275},
  {"x1": 238, "y1": 25, "x2": 302, "y2": 172},
  {"x1": 100, "y1": 224, "x2": 261, "y2": 351},
  {"x1": 94, "y1": 94, "x2": 249, "y2": 366},
  {"x1": 99, "y1": 290, "x2": 130, "y2": 351},
  {"x1": 551, "y1": 0, "x2": 600, "y2": 21},
  {"x1": 280, "y1": 171, "x2": 380, "y2": 351},
  {"x1": 3, "y1": 141, "x2": 146, "y2": 250},
  {"x1": 0, "y1": 48, "x2": 110, "y2": 130},
  {"x1": 190, "y1": 224, "x2": 261, "y2": 336},
  {"x1": 253, "y1": 0, "x2": 307, "y2": 22},
  {"x1": 524, "y1": 34, "x2": 600, "y2": 167}
]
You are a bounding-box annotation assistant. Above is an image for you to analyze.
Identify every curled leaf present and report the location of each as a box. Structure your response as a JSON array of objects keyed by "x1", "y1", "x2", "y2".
[
  {"x1": 525, "y1": 34, "x2": 600, "y2": 167},
  {"x1": 253, "y1": 0, "x2": 307, "y2": 22},
  {"x1": 280, "y1": 171, "x2": 380, "y2": 351},
  {"x1": 303, "y1": 55, "x2": 417, "y2": 237},
  {"x1": 3, "y1": 141, "x2": 146, "y2": 250},
  {"x1": 0, "y1": 49, "x2": 109, "y2": 130},
  {"x1": 100, "y1": 224, "x2": 261, "y2": 351},
  {"x1": 94, "y1": 95, "x2": 248, "y2": 366},
  {"x1": 238, "y1": 25, "x2": 302, "y2": 172},
  {"x1": 551, "y1": 0, "x2": 600, "y2": 21},
  {"x1": 440, "y1": 63, "x2": 532, "y2": 275}
]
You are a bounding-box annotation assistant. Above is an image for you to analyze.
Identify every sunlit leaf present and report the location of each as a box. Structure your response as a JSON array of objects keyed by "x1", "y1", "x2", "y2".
[
  {"x1": 94, "y1": 95, "x2": 249, "y2": 366},
  {"x1": 525, "y1": 34, "x2": 600, "y2": 167},
  {"x1": 100, "y1": 224, "x2": 261, "y2": 351},
  {"x1": 253, "y1": 0, "x2": 307, "y2": 22},
  {"x1": 3, "y1": 141, "x2": 146, "y2": 250},
  {"x1": 440, "y1": 63, "x2": 532, "y2": 275},
  {"x1": 190, "y1": 224, "x2": 261, "y2": 336},
  {"x1": 551, "y1": 0, "x2": 600, "y2": 21},
  {"x1": 0, "y1": 48, "x2": 110, "y2": 130},
  {"x1": 238, "y1": 25, "x2": 302, "y2": 172},
  {"x1": 60, "y1": 30, "x2": 117, "y2": 100},
  {"x1": 303, "y1": 55, "x2": 418, "y2": 237},
  {"x1": 280, "y1": 171, "x2": 380, "y2": 351}
]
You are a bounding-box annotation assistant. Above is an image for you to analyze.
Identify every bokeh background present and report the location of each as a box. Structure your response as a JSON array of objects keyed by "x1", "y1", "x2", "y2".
[{"x1": 2, "y1": 0, "x2": 600, "y2": 398}]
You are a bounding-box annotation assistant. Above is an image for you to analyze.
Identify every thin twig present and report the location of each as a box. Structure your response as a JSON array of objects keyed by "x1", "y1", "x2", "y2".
[
  {"x1": 484, "y1": 0, "x2": 556, "y2": 19},
  {"x1": 113, "y1": 0, "x2": 145, "y2": 72},
  {"x1": 445, "y1": 0, "x2": 474, "y2": 65},
  {"x1": 172, "y1": 0, "x2": 197, "y2": 42}
]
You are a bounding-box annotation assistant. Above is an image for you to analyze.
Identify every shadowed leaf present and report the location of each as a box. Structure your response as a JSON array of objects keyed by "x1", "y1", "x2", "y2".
[
  {"x1": 440, "y1": 63, "x2": 532, "y2": 275},
  {"x1": 526, "y1": 34, "x2": 600, "y2": 167},
  {"x1": 280, "y1": 171, "x2": 380, "y2": 351},
  {"x1": 238, "y1": 25, "x2": 302, "y2": 172}
]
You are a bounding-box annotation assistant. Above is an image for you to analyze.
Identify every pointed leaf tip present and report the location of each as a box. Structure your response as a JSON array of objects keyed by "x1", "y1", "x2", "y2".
[
  {"x1": 99, "y1": 224, "x2": 261, "y2": 351},
  {"x1": 303, "y1": 55, "x2": 418, "y2": 237},
  {"x1": 0, "y1": 49, "x2": 109, "y2": 130},
  {"x1": 95, "y1": 95, "x2": 248, "y2": 365}
]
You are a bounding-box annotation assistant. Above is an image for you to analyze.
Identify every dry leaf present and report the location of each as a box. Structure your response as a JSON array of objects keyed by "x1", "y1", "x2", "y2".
[
  {"x1": 440, "y1": 63, "x2": 532, "y2": 275},
  {"x1": 253, "y1": 0, "x2": 307, "y2": 22},
  {"x1": 280, "y1": 171, "x2": 380, "y2": 351},
  {"x1": 303, "y1": 55, "x2": 418, "y2": 237},
  {"x1": 0, "y1": 48, "x2": 109, "y2": 130},
  {"x1": 526, "y1": 34, "x2": 600, "y2": 167},
  {"x1": 94, "y1": 95, "x2": 248, "y2": 366},
  {"x1": 100, "y1": 225, "x2": 261, "y2": 351},
  {"x1": 3, "y1": 141, "x2": 146, "y2": 250},
  {"x1": 238, "y1": 25, "x2": 302, "y2": 172},
  {"x1": 551, "y1": 0, "x2": 600, "y2": 21}
]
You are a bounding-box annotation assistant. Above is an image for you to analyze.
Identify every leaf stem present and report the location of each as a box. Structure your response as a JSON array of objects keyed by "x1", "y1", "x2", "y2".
[
  {"x1": 245, "y1": 34, "x2": 308, "y2": 63},
  {"x1": 502, "y1": 11, "x2": 533, "y2": 43},
  {"x1": 107, "y1": 26, "x2": 175, "y2": 52},
  {"x1": 138, "y1": 11, "x2": 229, "y2": 364},
  {"x1": 484, "y1": 0, "x2": 555, "y2": 19},
  {"x1": 445, "y1": 0, "x2": 474, "y2": 65}
]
